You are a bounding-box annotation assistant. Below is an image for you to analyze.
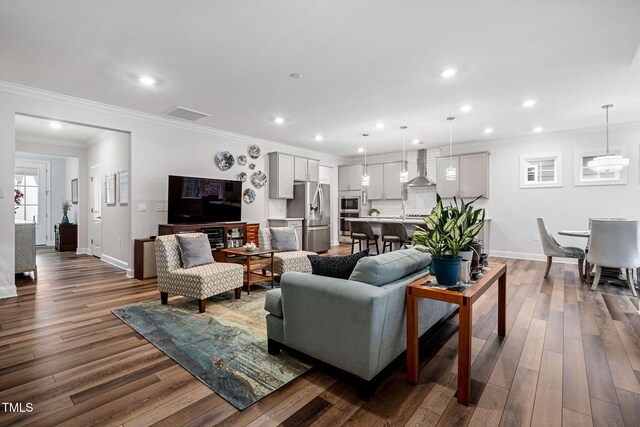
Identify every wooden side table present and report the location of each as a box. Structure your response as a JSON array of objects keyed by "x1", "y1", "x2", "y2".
[
  {"x1": 221, "y1": 248, "x2": 275, "y2": 294},
  {"x1": 406, "y1": 263, "x2": 507, "y2": 405}
]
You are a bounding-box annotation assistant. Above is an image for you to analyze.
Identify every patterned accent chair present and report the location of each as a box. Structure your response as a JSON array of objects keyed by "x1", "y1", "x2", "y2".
[
  {"x1": 259, "y1": 228, "x2": 317, "y2": 276},
  {"x1": 155, "y1": 233, "x2": 243, "y2": 313}
]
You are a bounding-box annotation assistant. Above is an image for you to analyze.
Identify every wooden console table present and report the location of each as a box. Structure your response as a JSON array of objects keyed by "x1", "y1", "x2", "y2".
[{"x1": 406, "y1": 263, "x2": 507, "y2": 405}]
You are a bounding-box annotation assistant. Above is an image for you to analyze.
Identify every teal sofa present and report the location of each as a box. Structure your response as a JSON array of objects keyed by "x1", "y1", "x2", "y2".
[{"x1": 264, "y1": 248, "x2": 456, "y2": 396}]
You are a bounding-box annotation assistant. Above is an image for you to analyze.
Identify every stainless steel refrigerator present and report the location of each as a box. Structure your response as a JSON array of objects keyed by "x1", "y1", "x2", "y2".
[{"x1": 287, "y1": 182, "x2": 331, "y2": 253}]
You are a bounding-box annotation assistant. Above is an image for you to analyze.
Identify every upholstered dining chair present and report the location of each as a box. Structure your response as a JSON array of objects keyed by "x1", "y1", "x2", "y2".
[
  {"x1": 350, "y1": 221, "x2": 379, "y2": 255},
  {"x1": 587, "y1": 220, "x2": 639, "y2": 296},
  {"x1": 584, "y1": 217, "x2": 626, "y2": 284},
  {"x1": 380, "y1": 222, "x2": 411, "y2": 253},
  {"x1": 537, "y1": 218, "x2": 585, "y2": 281}
]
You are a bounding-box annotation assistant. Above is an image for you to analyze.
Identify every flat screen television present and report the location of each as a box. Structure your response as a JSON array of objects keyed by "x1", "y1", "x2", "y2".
[{"x1": 167, "y1": 175, "x2": 242, "y2": 224}]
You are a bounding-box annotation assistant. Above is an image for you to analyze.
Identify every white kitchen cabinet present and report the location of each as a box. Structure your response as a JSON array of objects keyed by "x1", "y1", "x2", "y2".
[
  {"x1": 383, "y1": 162, "x2": 403, "y2": 199},
  {"x1": 268, "y1": 152, "x2": 295, "y2": 199},
  {"x1": 294, "y1": 157, "x2": 321, "y2": 182},
  {"x1": 338, "y1": 164, "x2": 363, "y2": 191},
  {"x1": 366, "y1": 164, "x2": 384, "y2": 199},
  {"x1": 436, "y1": 152, "x2": 489, "y2": 199}
]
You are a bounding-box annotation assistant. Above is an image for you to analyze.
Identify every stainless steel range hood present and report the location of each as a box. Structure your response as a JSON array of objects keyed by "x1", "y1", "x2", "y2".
[{"x1": 405, "y1": 149, "x2": 435, "y2": 187}]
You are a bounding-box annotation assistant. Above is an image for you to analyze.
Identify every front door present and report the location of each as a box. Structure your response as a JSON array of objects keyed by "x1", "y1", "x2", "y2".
[
  {"x1": 89, "y1": 165, "x2": 102, "y2": 258},
  {"x1": 15, "y1": 160, "x2": 49, "y2": 245}
]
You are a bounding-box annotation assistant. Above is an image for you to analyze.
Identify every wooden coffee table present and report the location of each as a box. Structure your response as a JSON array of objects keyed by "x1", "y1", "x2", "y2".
[
  {"x1": 221, "y1": 248, "x2": 275, "y2": 294},
  {"x1": 406, "y1": 263, "x2": 507, "y2": 405}
]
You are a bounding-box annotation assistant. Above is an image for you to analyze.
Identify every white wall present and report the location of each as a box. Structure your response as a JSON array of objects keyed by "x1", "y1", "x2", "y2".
[
  {"x1": 443, "y1": 126, "x2": 640, "y2": 260},
  {"x1": 87, "y1": 131, "x2": 131, "y2": 269},
  {"x1": 65, "y1": 157, "x2": 79, "y2": 224},
  {"x1": 0, "y1": 81, "x2": 344, "y2": 297}
]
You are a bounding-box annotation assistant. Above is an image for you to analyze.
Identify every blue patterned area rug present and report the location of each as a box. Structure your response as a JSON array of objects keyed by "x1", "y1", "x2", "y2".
[{"x1": 112, "y1": 284, "x2": 311, "y2": 410}]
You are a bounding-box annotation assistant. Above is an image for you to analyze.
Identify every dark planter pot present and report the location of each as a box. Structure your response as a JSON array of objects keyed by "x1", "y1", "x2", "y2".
[
  {"x1": 432, "y1": 255, "x2": 463, "y2": 286},
  {"x1": 60, "y1": 214, "x2": 70, "y2": 224}
]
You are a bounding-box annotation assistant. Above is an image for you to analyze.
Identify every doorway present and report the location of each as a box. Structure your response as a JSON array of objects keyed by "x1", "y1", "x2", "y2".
[
  {"x1": 14, "y1": 160, "x2": 49, "y2": 245},
  {"x1": 89, "y1": 165, "x2": 102, "y2": 258}
]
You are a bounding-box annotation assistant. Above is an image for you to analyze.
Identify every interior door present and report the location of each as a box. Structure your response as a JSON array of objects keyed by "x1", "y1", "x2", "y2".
[{"x1": 90, "y1": 165, "x2": 102, "y2": 258}]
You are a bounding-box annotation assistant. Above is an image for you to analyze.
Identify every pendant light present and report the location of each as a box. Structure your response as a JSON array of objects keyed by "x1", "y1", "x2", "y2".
[
  {"x1": 445, "y1": 117, "x2": 456, "y2": 181},
  {"x1": 588, "y1": 104, "x2": 629, "y2": 173},
  {"x1": 361, "y1": 133, "x2": 370, "y2": 186},
  {"x1": 400, "y1": 126, "x2": 409, "y2": 183}
]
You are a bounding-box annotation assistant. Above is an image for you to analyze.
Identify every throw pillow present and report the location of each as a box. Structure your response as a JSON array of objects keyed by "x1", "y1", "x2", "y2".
[
  {"x1": 270, "y1": 227, "x2": 298, "y2": 251},
  {"x1": 176, "y1": 234, "x2": 215, "y2": 268},
  {"x1": 307, "y1": 249, "x2": 370, "y2": 279}
]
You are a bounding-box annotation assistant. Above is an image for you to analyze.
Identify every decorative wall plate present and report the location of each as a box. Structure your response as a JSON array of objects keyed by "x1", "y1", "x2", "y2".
[
  {"x1": 237, "y1": 155, "x2": 247, "y2": 166},
  {"x1": 249, "y1": 163, "x2": 256, "y2": 170},
  {"x1": 237, "y1": 172, "x2": 247, "y2": 182},
  {"x1": 215, "y1": 151, "x2": 235, "y2": 170},
  {"x1": 243, "y1": 188, "x2": 256, "y2": 204},
  {"x1": 251, "y1": 170, "x2": 267, "y2": 188},
  {"x1": 248, "y1": 145, "x2": 261, "y2": 159}
]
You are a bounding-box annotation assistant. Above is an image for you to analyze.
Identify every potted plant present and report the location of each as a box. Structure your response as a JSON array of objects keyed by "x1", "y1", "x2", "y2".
[
  {"x1": 368, "y1": 208, "x2": 380, "y2": 217},
  {"x1": 61, "y1": 200, "x2": 72, "y2": 224},
  {"x1": 450, "y1": 196, "x2": 486, "y2": 264},
  {"x1": 412, "y1": 195, "x2": 485, "y2": 286}
]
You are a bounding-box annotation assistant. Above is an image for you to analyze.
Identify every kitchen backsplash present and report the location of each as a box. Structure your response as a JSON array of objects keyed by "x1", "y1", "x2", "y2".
[
  {"x1": 268, "y1": 198, "x2": 287, "y2": 218},
  {"x1": 369, "y1": 148, "x2": 439, "y2": 216}
]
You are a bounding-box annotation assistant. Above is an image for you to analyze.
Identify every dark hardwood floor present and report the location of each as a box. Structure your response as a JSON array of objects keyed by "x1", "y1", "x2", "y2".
[{"x1": 1, "y1": 247, "x2": 639, "y2": 426}]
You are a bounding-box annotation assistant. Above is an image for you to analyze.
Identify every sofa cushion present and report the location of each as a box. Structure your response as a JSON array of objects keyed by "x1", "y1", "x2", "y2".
[
  {"x1": 307, "y1": 249, "x2": 369, "y2": 279},
  {"x1": 349, "y1": 248, "x2": 431, "y2": 286},
  {"x1": 176, "y1": 234, "x2": 214, "y2": 268},
  {"x1": 270, "y1": 227, "x2": 298, "y2": 251}
]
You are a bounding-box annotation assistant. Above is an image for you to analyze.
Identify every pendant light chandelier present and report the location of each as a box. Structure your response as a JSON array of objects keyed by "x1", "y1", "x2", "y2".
[
  {"x1": 400, "y1": 126, "x2": 409, "y2": 183},
  {"x1": 588, "y1": 104, "x2": 629, "y2": 173},
  {"x1": 361, "y1": 133, "x2": 370, "y2": 186},
  {"x1": 445, "y1": 117, "x2": 456, "y2": 181}
]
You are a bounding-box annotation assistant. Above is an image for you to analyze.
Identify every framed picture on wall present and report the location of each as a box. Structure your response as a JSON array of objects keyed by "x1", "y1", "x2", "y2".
[
  {"x1": 105, "y1": 173, "x2": 116, "y2": 206},
  {"x1": 71, "y1": 178, "x2": 78, "y2": 204},
  {"x1": 118, "y1": 170, "x2": 129, "y2": 206}
]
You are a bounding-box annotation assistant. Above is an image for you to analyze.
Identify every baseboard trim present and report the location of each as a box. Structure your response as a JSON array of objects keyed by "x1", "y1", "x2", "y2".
[
  {"x1": 0, "y1": 286, "x2": 18, "y2": 299},
  {"x1": 125, "y1": 268, "x2": 134, "y2": 279},
  {"x1": 76, "y1": 247, "x2": 90, "y2": 255},
  {"x1": 491, "y1": 250, "x2": 578, "y2": 265},
  {"x1": 101, "y1": 254, "x2": 129, "y2": 271}
]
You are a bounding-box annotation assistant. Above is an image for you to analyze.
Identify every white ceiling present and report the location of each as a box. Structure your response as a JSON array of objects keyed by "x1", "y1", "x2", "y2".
[
  {"x1": 2, "y1": 0, "x2": 640, "y2": 157},
  {"x1": 15, "y1": 115, "x2": 108, "y2": 146}
]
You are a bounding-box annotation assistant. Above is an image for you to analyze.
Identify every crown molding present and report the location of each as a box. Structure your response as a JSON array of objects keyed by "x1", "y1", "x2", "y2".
[
  {"x1": 15, "y1": 134, "x2": 87, "y2": 148},
  {"x1": 0, "y1": 80, "x2": 344, "y2": 163},
  {"x1": 631, "y1": 44, "x2": 640, "y2": 70},
  {"x1": 85, "y1": 130, "x2": 117, "y2": 147}
]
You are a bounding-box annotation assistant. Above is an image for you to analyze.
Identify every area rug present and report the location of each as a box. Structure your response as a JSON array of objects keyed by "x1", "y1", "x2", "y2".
[{"x1": 112, "y1": 284, "x2": 311, "y2": 410}]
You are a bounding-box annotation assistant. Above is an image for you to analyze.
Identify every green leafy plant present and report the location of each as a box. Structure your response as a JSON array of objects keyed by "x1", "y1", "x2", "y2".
[
  {"x1": 368, "y1": 208, "x2": 380, "y2": 216},
  {"x1": 412, "y1": 194, "x2": 485, "y2": 258}
]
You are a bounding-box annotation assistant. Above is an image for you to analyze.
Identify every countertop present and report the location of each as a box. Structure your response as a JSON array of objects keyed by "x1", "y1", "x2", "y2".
[{"x1": 267, "y1": 218, "x2": 305, "y2": 221}]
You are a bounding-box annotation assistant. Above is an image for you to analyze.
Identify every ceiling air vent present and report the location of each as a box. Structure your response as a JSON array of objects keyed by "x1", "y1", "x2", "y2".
[{"x1": 164, "y1": 106, "x2": 210, "y2": 121}]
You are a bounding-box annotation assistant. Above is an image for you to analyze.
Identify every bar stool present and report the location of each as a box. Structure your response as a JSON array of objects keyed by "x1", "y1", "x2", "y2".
[
  {"x1": 381, "y1": 222, "x2": 410, "y2": 253},
  {"x1": 350, "y1": 221, "x2": 379, "y2": 255}
]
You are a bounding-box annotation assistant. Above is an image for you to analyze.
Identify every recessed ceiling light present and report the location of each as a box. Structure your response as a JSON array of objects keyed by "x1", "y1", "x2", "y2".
[
  {"x1": 483, "y1": 128, "x2": 494, "y2": 134},
  {"x1": 358, "y1": 147, "x2": 364, "y2": 153},
  {"x1": 411, "y1": 139, "x2": 421, "y2": 145},
  {"x1": 440, "y1": 67, "x2": 458, "y2": 78},
  {"x1": 138, "y1": 75, "x2": 158, "y2": 86},
  {"x1": 523, "y1": 99, "x2": 537, "y2": 108},
  {"x1": 274, "y1": 117, "x2": 285, "y2": 124},
  {"x1": 49, "y1": 121, "x2": 62, "y2": 129},
  {"x1": 375, "y1": 122, "x2": 384, "y2": 129},
  {"x1": 314, "y1": 135, "x2": 323, "y2": 141},
  {"x1": 533, "y1": 126, "x2": 543, "y2": 133},
  {"x1": 460, "y1": 104, "x2": 472, "y2": 113},
  {"x1": 289, "y1": 73, "x2": 302, "y2": 79}
]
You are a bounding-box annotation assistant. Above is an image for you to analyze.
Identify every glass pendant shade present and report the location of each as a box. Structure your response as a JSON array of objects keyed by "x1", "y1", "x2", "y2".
[
  {"x1": 399, "y1": 125, "x2": 408, "y2": 183},
  {"x1": 361, "y1": 173, "x2": 370, "y2": 186},
  {"x1": 589, "y1": 104, "x2": 629, "y2": 173},
  {"x1": 399, "y1": 169, "x2": 409, "y2": 183},
  {"x1": 587, "y1": 154, "x2": 629, "y2": 173},
  {"x1": 361, "y1": 133, "x2": 370, "y2": 186},
  {"x1": 445, "y1": 166, "x2": 457, "y2": 181}
]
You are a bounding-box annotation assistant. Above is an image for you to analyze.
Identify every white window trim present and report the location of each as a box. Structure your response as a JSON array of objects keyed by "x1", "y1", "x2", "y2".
[
  {"x1": 519, "y1": 152, "x2": 563, "y2": 188},
  {"x1": 574, "y1": 147, "x2": 628, "y2": 186}
]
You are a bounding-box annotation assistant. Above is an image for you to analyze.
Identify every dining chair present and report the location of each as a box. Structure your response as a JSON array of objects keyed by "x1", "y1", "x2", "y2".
[
  {"x1": 537, "y1": 218, "x2": 585, "y2": 280},
  {"x1": 350, "y1": 221, "x2": 380, "y2": 255},
  {"x1": 584, "y1": 217, "x2": 626, "y2": 284},
  {"x1": 587, "y1": 220, "x2": 639, "y2": 296}
]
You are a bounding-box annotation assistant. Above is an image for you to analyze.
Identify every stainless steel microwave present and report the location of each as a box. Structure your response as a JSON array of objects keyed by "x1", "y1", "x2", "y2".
[{"x1": 340, "y1": 196, "x2": 360, "y2": 212}]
